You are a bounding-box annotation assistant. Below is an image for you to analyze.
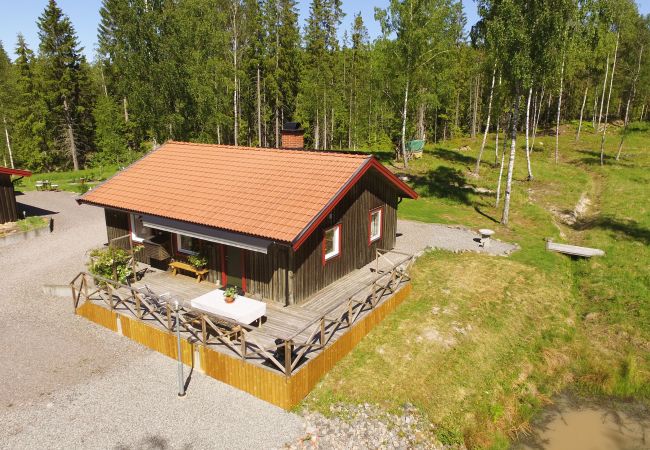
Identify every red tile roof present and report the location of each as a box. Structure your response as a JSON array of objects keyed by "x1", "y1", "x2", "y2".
[
  {"x1": 0, "y1": 167, "x2": 32, "y2": 177},
  {"x1": 79, "y1": 141, "x2": 417, "y2": 246}
]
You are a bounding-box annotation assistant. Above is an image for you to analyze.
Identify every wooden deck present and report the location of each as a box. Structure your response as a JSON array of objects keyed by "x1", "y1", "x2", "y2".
[
  {"x1": 127, "y1": 248, "x2": 411, "y2": 360},
  {"x1": 72, "y1": 248, "x2": 413, "y2": 369},
  {"x1": 70, "y1": 248, "x2": 414, "y2": 408}
]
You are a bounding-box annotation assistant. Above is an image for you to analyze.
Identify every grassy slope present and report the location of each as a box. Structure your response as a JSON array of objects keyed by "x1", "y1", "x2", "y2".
[{"x1": 302, "y1": 124, "x2": 650, "y2": 448}]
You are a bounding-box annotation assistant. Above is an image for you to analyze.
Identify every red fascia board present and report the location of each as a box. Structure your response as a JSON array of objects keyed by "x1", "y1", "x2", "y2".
[
  {"x1": 0, "y1": 167, "x2": 32, "y2": 177},
  {"x1": 291, "y1": 157, "x2": 418, "y2": 251}
]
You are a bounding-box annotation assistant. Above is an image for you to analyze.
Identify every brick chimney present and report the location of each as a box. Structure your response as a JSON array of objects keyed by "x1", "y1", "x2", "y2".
[{"x1": 281, "y1": 122, "x2": 304, "y2": 150}]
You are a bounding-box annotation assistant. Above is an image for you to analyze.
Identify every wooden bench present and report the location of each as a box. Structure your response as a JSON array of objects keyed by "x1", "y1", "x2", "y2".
[{"x1": 169, "y1": 261, "x2": 209, "y2": 283}]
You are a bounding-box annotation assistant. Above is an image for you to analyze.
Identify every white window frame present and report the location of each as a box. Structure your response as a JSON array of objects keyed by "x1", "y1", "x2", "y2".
[
  {"x1": 176, "y1": 233, "x2": 199, "y2": 255},
  {"x1": 130, "y1": 214, "x2": 150, "y2": 243},
  {"x1": 369, "y1": 207, "x2": 383, "y2": 243},
  {"x1": 323, "y1": 224, "x2": 341, "y2": 262}
]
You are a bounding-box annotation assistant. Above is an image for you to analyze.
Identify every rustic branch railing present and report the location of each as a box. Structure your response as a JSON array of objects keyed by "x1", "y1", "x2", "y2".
[{"x1": 70, "y1": 248, "x2": 413, "y2": 377}]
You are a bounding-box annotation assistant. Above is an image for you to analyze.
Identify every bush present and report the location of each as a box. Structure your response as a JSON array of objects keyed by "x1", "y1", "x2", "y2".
[
  {"x1": 187, "y1": 253, "x2": 208, "y2": 269},
  {"x1": 88, "y1": 247, "x2": 133, "y2": 283}
]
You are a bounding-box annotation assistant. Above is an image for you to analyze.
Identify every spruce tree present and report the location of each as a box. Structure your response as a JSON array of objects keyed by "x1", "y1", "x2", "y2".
[{"x1": 37, "y1": 0, "x2": 95, "y2": 170}]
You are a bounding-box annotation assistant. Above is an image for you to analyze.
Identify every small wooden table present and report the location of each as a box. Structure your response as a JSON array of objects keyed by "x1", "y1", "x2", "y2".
[{"x1": 169, "y1": 261, "x2": 209, "y2": 283}]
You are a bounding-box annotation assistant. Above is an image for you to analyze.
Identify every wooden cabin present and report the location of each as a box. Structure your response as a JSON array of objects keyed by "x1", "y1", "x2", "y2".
[
  {"x1": 0, "y1": 167, "x2": 32, "y2": 224},
  {"x1": 78, "y1": 137, "x2": 417, "y2": 305}
]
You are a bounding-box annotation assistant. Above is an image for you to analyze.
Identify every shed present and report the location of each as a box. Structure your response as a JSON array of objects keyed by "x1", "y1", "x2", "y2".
[{"x1": 0, "y1": 167, "x2": 32, "y2": 224}]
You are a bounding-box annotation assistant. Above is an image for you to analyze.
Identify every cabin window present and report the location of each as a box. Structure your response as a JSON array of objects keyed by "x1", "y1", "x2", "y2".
[
  {"x1": 177, "y1": 234, "x2": 199, "y2": 255},
  {"x1": 369, "y1": 207, "x2": 383, "y2": 243},
  {"x1": 323, "y1": 224, "x2": 341, "y2": 262},
  {"x1": 130, "y1": 214, "x2": 153, "y2": 243}
]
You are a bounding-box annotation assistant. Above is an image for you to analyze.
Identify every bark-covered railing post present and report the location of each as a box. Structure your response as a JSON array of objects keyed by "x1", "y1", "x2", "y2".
[{"x1": 284, "y1": 340, "x2": 293, "y2": 376}]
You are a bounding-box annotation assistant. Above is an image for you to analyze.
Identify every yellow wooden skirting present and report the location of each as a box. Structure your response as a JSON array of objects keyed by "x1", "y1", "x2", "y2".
[
  {"x1": 120, "y1": 315, "x2": 194, "y2": 366},
  {"x1": 75, "y1": 283, "x2": 412, "y2": 409},
  {"x1": 75, "y1": 301, "x2": 118, "y2": 332}
]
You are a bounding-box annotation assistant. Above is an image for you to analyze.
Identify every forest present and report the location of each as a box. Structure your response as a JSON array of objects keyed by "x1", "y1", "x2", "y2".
[{"x1": 0, "y1": 0, "x2": 648, "y2": 179}]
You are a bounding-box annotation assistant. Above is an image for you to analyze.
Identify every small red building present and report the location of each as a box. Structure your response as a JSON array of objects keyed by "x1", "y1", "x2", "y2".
[{"x1": 0, "y1": 167, "x2": 32, "y2": 224}]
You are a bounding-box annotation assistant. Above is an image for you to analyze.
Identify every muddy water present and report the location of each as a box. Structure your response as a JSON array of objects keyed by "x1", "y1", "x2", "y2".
[{"x1": 514, "y1": 395, "x2": 650, "y2": 450}]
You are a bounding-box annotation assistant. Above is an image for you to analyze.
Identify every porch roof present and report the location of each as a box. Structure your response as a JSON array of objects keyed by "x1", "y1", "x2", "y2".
[{"x1": 78, "y1": 141, "x2": 417, "y2": 247}]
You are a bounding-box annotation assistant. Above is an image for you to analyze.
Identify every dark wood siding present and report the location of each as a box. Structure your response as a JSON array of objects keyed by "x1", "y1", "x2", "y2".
[
  {"x1": 246, "y1": 243, "x2": 288, "y2": 303},
  {"x1": 105, "y1": 209, "x2": 130, "y2": 244},
  {"x1": 291, "y1": 169, "x2": 399, "y2": 304},
  {"x1": 0, "y1": 174, "x2": 18, "y2": 224}
]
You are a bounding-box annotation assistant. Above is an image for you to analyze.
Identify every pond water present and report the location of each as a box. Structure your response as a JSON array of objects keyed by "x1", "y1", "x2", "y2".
[{"x1": 514, "y1": 395, "x2": 650, "y2": 450}]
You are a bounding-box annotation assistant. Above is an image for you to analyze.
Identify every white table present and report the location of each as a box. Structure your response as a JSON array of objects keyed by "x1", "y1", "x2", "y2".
[{"x1": 190, "y1": 289, "x2": 267, "y2": 325}]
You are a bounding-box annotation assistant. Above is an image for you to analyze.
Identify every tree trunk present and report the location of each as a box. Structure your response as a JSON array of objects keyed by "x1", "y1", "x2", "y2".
[
  {"x1": 123, "y1": 97, "x2": 129, "y2": 123},
  {"x1": 474, "y1": 64, "x2": 496, "y2": 176},
  {"x1": 531, "y1": 88, "x2": 544, "y2": 150},
  {"x1": 576, "y1": 86, "x2": 588, "y2": 141},
  {"x1": 217, "y1": 124, "x2": 221, "y2": 145},
  {"x1": 494, "y1": 117, "x2": 500, "y2": 167},
  {"x1": 256, "y1": 66, "x2": 262, "y2": 146},
  {"x1": 401, "y1": 77, "x2": 410, "y2": 169},
  {"x1": 501, "y1": 92, "x2": 521, "y2": 226},
  {"x1": 597, "y1": 52, "x2": 610, "y2": 132},
  {"x1": 417, "y1": 103, "x2": 425, "y2": 140},
  {"x1": 592, "y1": 90, "x2": 598, "y2": 130},
  {"x1": 495, "y1": 114, "x2": 509, "y2": 207},
  {"x1": 314, "y1": 108, "x2": 320, "y2": 150},
  {"x1": 231, "y1": 2, "x2": 239, "y2": 147},
  {"x1": 63, "y1": 98, "x2": 79, "y2": 171},
  {"x1": 471, "y1": 76, "x2": 478, "y2": 138},
  {"x1": 600, "y1": 32, "x2": 619, "y2": 166},
  {"x1": 3, "y1": 115, "x2": 14, "y2": 169},
  {"x1": 616, "y1": 45, "x2": 643, "y2": 161},
  {"x1": 525, "y1": 87, "x2": 533, "y2": 180},
  {"x1": 555, "y1": 55, "x2": 565, "y2": 164}
]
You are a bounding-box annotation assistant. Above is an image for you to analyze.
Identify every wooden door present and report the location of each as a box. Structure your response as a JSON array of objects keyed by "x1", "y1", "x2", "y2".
[{"x1": 224, "y1": 246, "x2": 244, "y2": 290}]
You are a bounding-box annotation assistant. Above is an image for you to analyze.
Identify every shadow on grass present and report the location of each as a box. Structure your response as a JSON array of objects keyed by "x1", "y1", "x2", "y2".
[
  {"x1": 474, "y1": 205, "x2": 500, "y2": 223},
  {"x1": 572, "y1": 149, "x2": 634, "y2": 167},
  {"x1": 410, "y1": 166, "x2": 472, "y2": 205},
  {"x1": 572, "y1": 216, "x2": 650, "y2": 245},
  {"x1": 432, "y1": 148, "x2": 476, "y2": 166}
]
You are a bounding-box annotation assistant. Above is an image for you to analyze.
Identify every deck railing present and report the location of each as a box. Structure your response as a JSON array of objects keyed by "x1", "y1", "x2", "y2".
[{"x1": 70, "y1": 248, "x2": 414, "y2": 376}]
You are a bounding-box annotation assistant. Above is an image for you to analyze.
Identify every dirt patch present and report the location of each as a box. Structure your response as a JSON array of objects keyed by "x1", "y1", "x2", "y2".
[
  {"x1": 515, "y1": 394, "x2": 650, "y2": 450},
  {"x1": 552, "y1": 192, "x2": 592, "y2": 226}
]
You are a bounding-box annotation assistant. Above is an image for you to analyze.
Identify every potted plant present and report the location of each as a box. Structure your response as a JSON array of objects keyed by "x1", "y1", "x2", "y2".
[
  {"x1": 223, "y1": 286, "x2": 238, "y2": 303},
  {"x1": 187, "y1": 253, "x2": 208, "y2": 270}
]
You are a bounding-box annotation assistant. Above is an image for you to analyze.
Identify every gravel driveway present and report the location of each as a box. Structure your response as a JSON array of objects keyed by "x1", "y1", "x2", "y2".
[
  {"x1": 0, "y1": 191, "x2": 303, "y2": 449},
  {"x1": 395, "y1": 220, "x2": 518, "y2": 256}
]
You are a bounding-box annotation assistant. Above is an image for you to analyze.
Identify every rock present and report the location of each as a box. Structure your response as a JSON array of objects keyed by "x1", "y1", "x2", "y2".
[{"x1": 458, "y1": 145, "x2": 471, "y2": 152}]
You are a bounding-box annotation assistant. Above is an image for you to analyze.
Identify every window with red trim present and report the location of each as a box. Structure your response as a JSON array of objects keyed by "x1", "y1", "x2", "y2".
[
  {"x1": 323, "y1": 224, "x2": 341, "y2": 262},
  {"x1": 368, "y1": 207, "x2": 383, "y2": 244}
]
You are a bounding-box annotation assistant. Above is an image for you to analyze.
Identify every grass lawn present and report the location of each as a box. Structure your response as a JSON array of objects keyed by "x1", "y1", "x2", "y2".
[
  {"x1": 302, "y1": 123, "x2": 650, "y2": 448},
  {"x1": 16, "y1": 165, "x2": 120, "y2": 194},
  {"x1": 0, "y1": 216, "x2": 49, "y2": 237}
]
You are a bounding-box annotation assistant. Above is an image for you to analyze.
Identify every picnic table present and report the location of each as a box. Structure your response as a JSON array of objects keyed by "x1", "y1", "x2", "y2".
[
  {"x1": 35, "y1": 180, "x2": 59, "y2": 191},
  {"x1": 169, "y1": 260, "x2": 209, "y2": 282},
  {"x1": 190, "y1": 288, "x2": 267, "y2": 325}
]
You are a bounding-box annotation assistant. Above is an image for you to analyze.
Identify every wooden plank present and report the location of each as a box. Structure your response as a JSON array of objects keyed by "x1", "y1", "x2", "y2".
[{"x1": 547, "y1": 241, "x2": 605, "y2": 257}]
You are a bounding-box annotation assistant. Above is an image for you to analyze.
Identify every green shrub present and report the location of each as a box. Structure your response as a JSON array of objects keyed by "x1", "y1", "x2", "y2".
[
  {"x1": 88, "y1": 247, "x2": 133, "y2": 283},
  {"x1": 187, "y1": 253, "x2": 208, "y2": 269}
]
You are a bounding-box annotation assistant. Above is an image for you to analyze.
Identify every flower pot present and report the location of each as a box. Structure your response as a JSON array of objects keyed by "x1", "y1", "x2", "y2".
[{"x1": 225, "y1": 296, "x2": 235, "y2": 304}]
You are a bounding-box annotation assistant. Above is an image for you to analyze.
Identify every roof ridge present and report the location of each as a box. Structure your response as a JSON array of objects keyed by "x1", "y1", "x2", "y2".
[{"x1": 166, "y1": 140, "x2": 371, "y2": 159}]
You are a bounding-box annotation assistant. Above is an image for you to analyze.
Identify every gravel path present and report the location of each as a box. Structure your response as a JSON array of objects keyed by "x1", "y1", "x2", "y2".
[
  {"x1": 0, "y1": 191, "x2": 302, "y2": 449},
  {"x1": 395, "y1": 220, "x2": 518, "y2": 257}
]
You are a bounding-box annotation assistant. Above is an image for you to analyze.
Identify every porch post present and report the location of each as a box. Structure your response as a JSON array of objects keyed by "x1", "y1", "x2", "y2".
[{"x1": 287, "y1": 247, "x2": 294, "y2": 305}]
